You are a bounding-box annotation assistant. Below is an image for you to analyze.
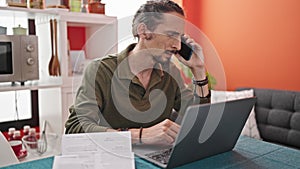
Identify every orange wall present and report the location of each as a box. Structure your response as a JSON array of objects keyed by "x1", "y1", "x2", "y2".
[{"x1": 183, "y1": 0, "x2": 300, "y2": 91}]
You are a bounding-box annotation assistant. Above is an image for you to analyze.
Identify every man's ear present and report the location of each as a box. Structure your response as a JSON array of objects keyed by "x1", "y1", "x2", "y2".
[{"x1": 137, "y1": 23, "x2": 152, "y2": 40}]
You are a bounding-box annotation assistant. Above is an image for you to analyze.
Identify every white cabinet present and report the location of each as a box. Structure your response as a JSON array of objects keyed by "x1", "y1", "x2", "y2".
[
  {"x1": 35, "y1": 11, "x2": 118, "y2": 134},
  {"x1": 0, "y1": 7, "x2": 118, "y2": 134}
]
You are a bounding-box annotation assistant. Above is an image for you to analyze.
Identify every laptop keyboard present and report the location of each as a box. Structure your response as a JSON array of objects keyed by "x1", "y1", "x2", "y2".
[{"x1": 144, "y1": 148, "x2": 173, "y2": 164}]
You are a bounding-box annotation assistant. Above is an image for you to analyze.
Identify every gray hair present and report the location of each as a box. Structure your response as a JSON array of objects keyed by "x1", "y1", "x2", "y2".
[{"x1": 132, "y1": 0, "x2": 185, "y2": 39}]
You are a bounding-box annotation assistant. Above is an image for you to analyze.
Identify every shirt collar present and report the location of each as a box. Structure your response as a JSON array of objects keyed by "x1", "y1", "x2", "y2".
[{"x1": 116, "y1": 44, "x2": 164, "y2": 80}]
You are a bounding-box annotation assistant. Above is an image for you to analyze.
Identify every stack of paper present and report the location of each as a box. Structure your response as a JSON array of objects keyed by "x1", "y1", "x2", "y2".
[{"x1": 52, "y1": 131, "x2": 135, "y2": 169}]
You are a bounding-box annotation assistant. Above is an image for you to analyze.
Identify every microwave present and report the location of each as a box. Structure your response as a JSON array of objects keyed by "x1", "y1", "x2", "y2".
[{"x1": 0, "y1": 35, "x2": 39, "y2": 85}]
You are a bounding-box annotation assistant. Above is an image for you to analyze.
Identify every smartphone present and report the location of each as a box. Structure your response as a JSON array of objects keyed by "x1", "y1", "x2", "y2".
[{"x1": 178, "y1": 36, "x2": 193, "y2": 61}]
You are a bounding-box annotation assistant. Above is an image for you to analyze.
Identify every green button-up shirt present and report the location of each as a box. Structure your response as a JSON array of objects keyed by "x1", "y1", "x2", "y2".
[{"x1": 65, "y1": 44, "x2": 209, "y2": 133}]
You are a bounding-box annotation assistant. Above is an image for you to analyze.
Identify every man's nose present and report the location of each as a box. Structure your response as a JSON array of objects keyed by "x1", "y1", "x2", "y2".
[{"x1": 172, "y1": 37, "x2": 181, "y2": 51}]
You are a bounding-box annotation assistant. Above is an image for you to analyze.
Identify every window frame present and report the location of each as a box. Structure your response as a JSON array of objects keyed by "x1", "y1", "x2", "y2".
[{"x1": 0, "y1": 90, "x2": 39, "y2": 132}]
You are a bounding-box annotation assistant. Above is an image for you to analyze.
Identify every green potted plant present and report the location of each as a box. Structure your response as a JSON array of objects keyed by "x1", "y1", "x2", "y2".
[{"x1": 177, "y1": 62, "x2": 217, "y2": 90}]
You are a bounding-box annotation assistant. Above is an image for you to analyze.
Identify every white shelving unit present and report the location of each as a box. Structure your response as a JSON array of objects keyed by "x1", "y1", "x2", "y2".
[{"x1": 0, "y1": 7, "x2": 118, "y2": 135}]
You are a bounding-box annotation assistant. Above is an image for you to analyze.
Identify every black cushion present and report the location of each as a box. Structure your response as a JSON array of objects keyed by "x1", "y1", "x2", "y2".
[{"x1": 237, "y1": 88, "x2": 300, "y2": 149}]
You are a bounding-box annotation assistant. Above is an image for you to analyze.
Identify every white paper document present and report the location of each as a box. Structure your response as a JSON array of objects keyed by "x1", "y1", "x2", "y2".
[{"x1": 52, "y1": 131, "x2": 135, "y2": 169}]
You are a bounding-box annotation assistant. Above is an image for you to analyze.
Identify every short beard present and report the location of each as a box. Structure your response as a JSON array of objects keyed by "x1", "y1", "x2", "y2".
[
  {"x1": 152, "y1": 54, "x2": 171, "y2": 65},
  {"x1": 153, "y1": 50, "x2": 176, "y2": 64}
]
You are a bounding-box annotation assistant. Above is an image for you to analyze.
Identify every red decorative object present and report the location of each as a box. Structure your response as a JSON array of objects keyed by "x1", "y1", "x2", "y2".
[{"x1": 88, "y1": 0, "x2": 105, "y2": 14}]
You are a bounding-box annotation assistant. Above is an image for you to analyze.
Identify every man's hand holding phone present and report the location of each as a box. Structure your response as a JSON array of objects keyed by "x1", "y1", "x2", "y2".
[
  {"x1": 178, "y1": 36, "x2": 194, "y2": 61},
  {"x1": 175, "y1": 35, "x2": 205, "y2": 72}
]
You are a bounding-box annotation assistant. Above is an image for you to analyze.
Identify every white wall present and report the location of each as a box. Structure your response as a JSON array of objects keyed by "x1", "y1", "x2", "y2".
[
  {"x1": 102, "y1": 0, "x2": 148, "y2": 51},
  {"x1": 0, "y1": 11, "x2": 28, "y2": 35}
]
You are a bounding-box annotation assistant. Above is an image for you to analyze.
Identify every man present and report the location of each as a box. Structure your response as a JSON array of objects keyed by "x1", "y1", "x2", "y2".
[{"x1": 65, "y1": 0, "x2": 210, "y2": 145}]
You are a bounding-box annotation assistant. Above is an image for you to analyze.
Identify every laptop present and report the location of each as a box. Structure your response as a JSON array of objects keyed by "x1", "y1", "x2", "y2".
[{"x1": 133, "y1": 97, "x2": 256, "y2": 168}]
